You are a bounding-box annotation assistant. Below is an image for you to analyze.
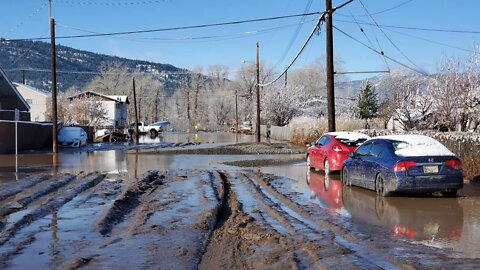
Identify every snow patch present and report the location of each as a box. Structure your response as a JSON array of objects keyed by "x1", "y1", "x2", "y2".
[
  {"x1": 327, "y1": 131, "x2": 370, "y2": 141},
  {"x1": 374, "y1": 134, "x2": 455, "y2": 157}
]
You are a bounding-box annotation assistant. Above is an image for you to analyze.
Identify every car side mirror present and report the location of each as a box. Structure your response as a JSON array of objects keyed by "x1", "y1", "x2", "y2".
[{"x1": 348, "y1": 152, "x2": 355, "y2": 158}]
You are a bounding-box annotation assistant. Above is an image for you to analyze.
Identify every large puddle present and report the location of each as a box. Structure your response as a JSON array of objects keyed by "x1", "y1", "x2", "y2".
[
  {"x1": 262, "y1": 164, "x2": 480, "y2": 259},
  {"x1": 1, "y1": 131, "x2": 479, "y2": 259}
]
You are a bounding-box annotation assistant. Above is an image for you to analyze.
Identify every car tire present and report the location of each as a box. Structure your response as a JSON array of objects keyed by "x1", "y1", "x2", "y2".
[
  {"x1": 324, "y1": 159, "x2": 330, "y2": 175},
  {"x1": 341, "y1": 167, "x2": 350, "y2": 186},
  {"x1": 324, "y1": 174, "x2": 330, "y2": 191},
  {"x1": 375, "y1": 174, "x2": 389, "y2": 197},
  {"x1": 150, "y1": 129, "x2": 158, "y2": 137},
  {"x1": 306, "y1": 155, "x2": 313, "y2": 171},
  {"x1": 442, "y1": 189, "x2": 457, "y2": 197}
]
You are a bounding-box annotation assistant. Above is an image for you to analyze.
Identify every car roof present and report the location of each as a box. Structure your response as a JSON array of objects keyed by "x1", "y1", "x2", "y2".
[
  {"x1": 325, "y1": 132, "x2": 370, "y2": 141},
  {"x1": 367, "y1": 134, "x2": 455, "y2": 157}
]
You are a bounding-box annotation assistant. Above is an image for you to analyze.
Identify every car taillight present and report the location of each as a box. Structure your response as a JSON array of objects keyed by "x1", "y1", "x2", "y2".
[
  {"x1": 392, "y1": 161, "x2": 416, "y2": 172},
  {"x1": 445, "y1": 159, "x2": 462, "y2": 170},
  {"x1": 333, "y1": 145, "x2": 342, "y2": 152}
]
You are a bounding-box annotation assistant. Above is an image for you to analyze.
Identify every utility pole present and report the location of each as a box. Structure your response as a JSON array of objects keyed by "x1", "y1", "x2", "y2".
[
  {"x1": 49, "y1": 2, "x2": 58, "y2": 153},
  {"x1": 325, "y1": 0, "x2": 336, "y2": 132},
  {"x1": 235, "y1": 89, "x2": 238, "y2": 132},
  {"x1": 284, "y1": 66, "x2": 288, "y2": 87},
  {"x1": 132, "y1": 78, "x2": 139, "y2": 144},
  {"x1": 22, "y1": 69, "x2": 26, "y2": 84},
  {"x1": 255, "y1": 42, "x2": 261, "y2": 143}
]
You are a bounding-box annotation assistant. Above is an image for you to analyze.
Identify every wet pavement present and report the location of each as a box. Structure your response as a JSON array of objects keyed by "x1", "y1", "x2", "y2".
[{"x1": 1, "y1": 131, "x2": 480, "y2": 265}]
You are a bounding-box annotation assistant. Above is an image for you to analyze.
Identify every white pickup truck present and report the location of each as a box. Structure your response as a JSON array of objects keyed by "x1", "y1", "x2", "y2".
[{"x1": 129, "y1": 121, "x2": 170, "y2": 136}]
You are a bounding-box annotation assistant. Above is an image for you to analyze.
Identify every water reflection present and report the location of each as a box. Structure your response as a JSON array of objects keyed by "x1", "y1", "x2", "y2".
[
  {"x1": 138, "y1": 132, "x2": 256, "y2": 144},
  {"x1": 307, "y1": 171, "x2": 343, "y2": 210},
  {"x1": 341, "y1": 185, "x2": 463, "y2": 242}
]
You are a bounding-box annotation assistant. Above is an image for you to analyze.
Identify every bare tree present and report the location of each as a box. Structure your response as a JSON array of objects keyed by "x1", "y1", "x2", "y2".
[{"x1": 261, "y1": 85, "x2": 301, "y2": 126}]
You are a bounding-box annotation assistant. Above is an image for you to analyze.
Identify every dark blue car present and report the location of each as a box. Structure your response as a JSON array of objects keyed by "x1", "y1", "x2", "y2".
[{"x1": 341, "y1": 135, "x2": 463, "y2": 197}]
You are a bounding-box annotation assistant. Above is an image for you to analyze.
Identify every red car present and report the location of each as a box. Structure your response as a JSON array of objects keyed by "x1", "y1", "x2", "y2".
[{"x1": 306, "y1": 132, "x2": 370, "y2": 174}]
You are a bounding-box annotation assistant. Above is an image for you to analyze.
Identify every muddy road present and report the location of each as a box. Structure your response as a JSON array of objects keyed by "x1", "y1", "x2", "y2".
[{"x1": 1, "y1": 133, "x2": 480, "y2": 269}]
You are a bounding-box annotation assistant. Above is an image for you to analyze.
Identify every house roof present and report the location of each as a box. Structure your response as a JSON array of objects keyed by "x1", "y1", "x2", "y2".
[
  {"x1": 68, "y1": 91, "x2": 129, "y2": 104},
  {"x1": 0, "y1": 67, "x2": 30, "y2": 111},
  {"x1": 13, "y1": 83, "x2": 49, "y2": 97}
]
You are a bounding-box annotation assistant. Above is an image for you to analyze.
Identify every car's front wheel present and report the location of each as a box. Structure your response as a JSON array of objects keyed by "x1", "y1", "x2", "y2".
[
  {"x1": 149, "y1": 129, "x2": 158, "y2": 137},
  {"x1": 306, "y1": 155, "x2": 313, "y2": 171}
]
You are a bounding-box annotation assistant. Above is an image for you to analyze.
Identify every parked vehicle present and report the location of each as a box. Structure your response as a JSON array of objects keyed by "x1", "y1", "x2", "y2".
[
  {"x1": 129, "y1": 121, "x2": 169, "y2": 137},
  {"x1": 341, "y1": 134, "x2": 463, "y2": 197},
  {"x1": 58, "y1": 127, "x2": 87, "y2": 148},
  {"x1": 239, "y1": 121, "x2": 253, "y2": 134},
  {"x1": 306, "y1": 132, "x2": 370, "y2": 174}
]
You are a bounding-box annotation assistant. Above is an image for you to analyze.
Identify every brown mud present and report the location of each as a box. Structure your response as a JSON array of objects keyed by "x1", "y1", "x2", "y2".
[{"x1": 1, "y1": 166, "x2": 479, "y2": 269}]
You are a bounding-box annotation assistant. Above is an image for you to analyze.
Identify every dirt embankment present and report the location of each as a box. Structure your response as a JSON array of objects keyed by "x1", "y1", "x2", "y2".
[
  {"x1": 143, "y1": 142, "x2": 306, "y2": 155},
  {"x1": 1, "y1": 169, "x2": 479, "y2": 269}
]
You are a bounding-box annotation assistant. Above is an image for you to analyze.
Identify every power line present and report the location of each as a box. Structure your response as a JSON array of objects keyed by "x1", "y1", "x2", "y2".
[
  {"x1": 57, "y1": 19, "x2": 316, "y2": 43},
  {"x1": 5, "y1": 11, "x2": 323, "y2": 41},
  {"x1": 337, "y1": 0, "x2": 414, "y2": 17},
  {"x1": 333, "y1": 25, "x2": 428, "y2": 75},
  {"x1": 258, "y1": 13, "x2": 326, "y2": 87},
  {"x1": 346, "y1": 7, "x2": 390, "y2": 71},
  {"x1": 358, "y1": 0, "x2": 421, "y2": 71},
  {"x1": 382, "y1": 27, "x2": 474, "y2": 53},
  {"x1": 258, "y1": 0, "x2": 355, "y2": 87},
  {"x1": 56, "y1": 0, "x2": 168, "y2": 6},
  {"x1": 335, "y1": 18, "x2": 480, "y2": 35}
]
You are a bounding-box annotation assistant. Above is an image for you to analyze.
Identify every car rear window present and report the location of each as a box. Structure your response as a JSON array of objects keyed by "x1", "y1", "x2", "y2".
[{"x1": 336, "y1": 138, "x2": 367, "y2": 147}]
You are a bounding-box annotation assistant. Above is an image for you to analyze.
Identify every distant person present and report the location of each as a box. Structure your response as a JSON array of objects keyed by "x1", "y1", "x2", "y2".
[{"x1": 266, "y1": 123, "x2": 272, "y2": 139}]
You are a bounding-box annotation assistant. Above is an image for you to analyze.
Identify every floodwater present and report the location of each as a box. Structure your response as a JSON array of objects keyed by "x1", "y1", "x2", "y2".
[
  {"x1": 1, "y1": 131, "x2": 480, "y2": 259},
  {"x1": 262, "y1": 164, "x2": 480, "y2": 259}
]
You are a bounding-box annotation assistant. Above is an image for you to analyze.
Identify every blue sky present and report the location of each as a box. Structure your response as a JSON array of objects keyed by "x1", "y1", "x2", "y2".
[{"x1": 1, "y1": 0, "x2": 479, "y2": 80}]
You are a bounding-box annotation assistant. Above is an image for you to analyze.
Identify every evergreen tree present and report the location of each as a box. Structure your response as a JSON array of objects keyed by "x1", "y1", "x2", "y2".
[{"x1": 356, "y1": 80, "x2": 378, "y2": 119}]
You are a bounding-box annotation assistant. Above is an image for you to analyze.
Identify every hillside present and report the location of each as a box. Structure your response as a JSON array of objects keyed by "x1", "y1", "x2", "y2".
[{"x1": 0, "y1": 39, "x2": 189, "y2": 94}]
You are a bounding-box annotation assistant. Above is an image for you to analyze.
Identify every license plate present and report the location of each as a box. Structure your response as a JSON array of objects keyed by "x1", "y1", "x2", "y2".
[{"x1": 423, "y1": 165, "x2": 438, "y2": 174}]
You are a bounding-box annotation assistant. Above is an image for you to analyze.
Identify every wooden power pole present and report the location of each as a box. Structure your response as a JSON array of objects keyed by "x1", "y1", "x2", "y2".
[
  {"x1": 50, "y1": 17, "x2": 58, "y2": 153},
  {"x1": 132, "y1": 78, "x2": 139, "y2": 144},
  {"x1": 325, "y1": 0, "x2": 336, "y2": 132},
  {"x1": 255, "y1": 42, "x2": 261, "y2": 143}
]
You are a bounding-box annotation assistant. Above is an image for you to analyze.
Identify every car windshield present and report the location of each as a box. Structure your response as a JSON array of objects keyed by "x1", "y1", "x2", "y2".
[
  {"x1": 336, "y1": 138, "x2": 367, "y2": 147},
  {"x1": 60, "y1": 128, "x2": 80, "y2": 135}
]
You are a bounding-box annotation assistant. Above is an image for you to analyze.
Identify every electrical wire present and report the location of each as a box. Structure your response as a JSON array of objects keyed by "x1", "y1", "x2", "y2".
[
  {"x1": 5, "y1": 68, "x2": 193, "y2": 75},
  {"x1": 382, "y1": 27, "x2": 473, "y2": 53},
  {"x1": 3, "y1": 2, "x2": 48, "y2": 37},
  {"x1": 337, "y1": 0, "x2": 414, "y2": 17},
  {"x1": 5, "y1": 11, "x2": 323, "y2": 41},
  {"x1": 258, "y1": 13, "x2": 326, "y2": 87},
  {"x1": 57, "y1": 19, "x2": 316, "y2": 43},
  {"x1": 346, "y1": 7, "x2": 390, "y2": 71},
  {"x1": 358, "y1": 0, "x2": 421, "y2": 70},
  {"x1": 333, "y1": 25, "x2": 427, "y2": 75},
  {"x1": 272, "y1": 0, "x2": 313, "y2": 69},
  {"x1": 56, "y1": 0, "x2": 167, "y2": 6}
]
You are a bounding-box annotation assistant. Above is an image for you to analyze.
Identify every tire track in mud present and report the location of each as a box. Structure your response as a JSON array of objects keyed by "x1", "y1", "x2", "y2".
[
  {"x1": 93, "y1": 170, "x2": 161, "y2": 235},
  {"x1": 200, "y1": 171, "x2": 332, "y2": 270},
  {"x1": 243, "y1": 171, "x2": 402, "y2": 269},
  {"x1": 0, "y1": 173, "x2": 105, "y2": 247},
  {"x1": 0, "y1": 174, "x2": 77, "y2": 216}
]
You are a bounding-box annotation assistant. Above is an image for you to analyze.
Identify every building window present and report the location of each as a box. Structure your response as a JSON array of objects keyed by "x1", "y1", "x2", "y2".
[{"x1": 26, "y1": 99, "x2": 33, "y2": 105}]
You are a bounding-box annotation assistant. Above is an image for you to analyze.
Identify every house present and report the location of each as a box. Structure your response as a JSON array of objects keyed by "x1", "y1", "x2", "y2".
[
  {"x1": 0, "y1": 67, "x2": 30, "y2": 120},
  {"x1": 0, "y1": 66, "x2": 52, "y2": 154},
  {"x1": 14, "y1": 83, "x2": 49, "y2": 121},
  {"x1": 68, "y1": 91, "x2": 129, "y2": 129}
]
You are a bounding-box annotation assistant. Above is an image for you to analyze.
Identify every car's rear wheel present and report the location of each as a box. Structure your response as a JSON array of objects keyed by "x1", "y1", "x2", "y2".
[
  {"x1": 306, "y1": 155, "x2": 313, "y2": 171},
  {"x1": 324, "y1": 158, "x2": 330, "y2": 175},
  {"x1": 375, "y1": 174, "x2": 389, "y2": 197},
  {"x1": 442, "y1": 189, "x2": 457, "y2": 197},
  {"x1": 341, "y1": 167, "x2": 350, "y2": 186},
  {"x1": 150, "y1": 129, "x2": 158, "y2": 137}
]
